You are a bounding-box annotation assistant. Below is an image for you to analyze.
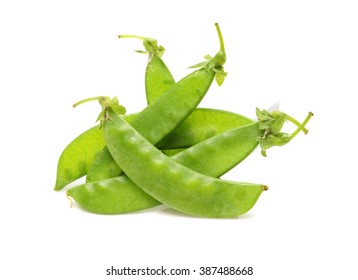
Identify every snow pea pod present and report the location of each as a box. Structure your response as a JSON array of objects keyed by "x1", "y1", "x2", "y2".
[
  {"x1": 67, "y1": 122, "x2": 261, "y2": 214},
  {"x1": 145, "y1": 53, "x2": 176, "y2": 104},
  {"x1": 54, "y1": 34, "x2": 172, "y2": 190},
  {"x1": 118, "y1": 33, "x2": 176, "y2": 104},
  {"x1": 103, "y1": 107, "x2": 266, "y2": 218},
  {"x1": 54, "y1": 114, "x2": 137, "y2": 190},
  {"x1": 67, "y1": 104, "x2": 311, "y2": 215},
  {"x1": 85, "y1": 23, "x2": 227, "y2": 183},
  {"x1": 55, "y1": 126, "x2": 104, "y2": 189},
  {"x1": 55, "y1": 108, "x2": 251, "y2": 189},
  {"x1": 86, "y1": 108, "x2": 252, "y2": 182},
  {"x1": 157, "y1": 108, "x2": 253, "y2": 149},
  {"x1": 58, "y1": 24, "x2": 230, "y2": 187},
  {"x1": 85, "y1": 37, "x2": 175, "y2": 182}
]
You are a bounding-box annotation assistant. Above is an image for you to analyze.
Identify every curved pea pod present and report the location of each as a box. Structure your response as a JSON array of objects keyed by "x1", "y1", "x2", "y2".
[
  {"x1": 84, "y1": 36, "x2": 175, "y2": 182},
  {"x1": 84, "y1": 64, "x2": 215, "y2": 181},
  {"x1": 54, "y1": 35, "x2": 173, "y2": 190},
  {"x1": 157, "y1": 108, "x2": 253, "y2": 149},
  {"x1": 171, "y1": 122, "x2": 261, "y2": 176},
  {"x1": 67, "y1": 122, "x2": 261, "y2": 215},
  {"x1": 55, "y1": 108, "x2": 252, "y2": 189},
  {"x1": 67, "y1": 106, "x2": 312, "y2": 215},
  {"x1": 86, "y1": 109, "x2": 253, "y2": 182},
  {"x1": 68, "y1": 176, "x2": 161, "y2": 213},
  {"x1": 145, "y1": 54, "x2": 176, "y2": 104},
  {"x1": 55, "y1": 125, "x2": 104, "y2": 189},
  {"x1": 85, "y1": 23, "x2": 228, "y2": 183},
  {"x1": 103, "y1": 112, "x2": 266, "y2": 218},
  {"x1": 54, "y1": 114, "x2": 137, "y2": 190},
  {"x1": 84, "y1": 65, "x2": 215, "y2": 182}
]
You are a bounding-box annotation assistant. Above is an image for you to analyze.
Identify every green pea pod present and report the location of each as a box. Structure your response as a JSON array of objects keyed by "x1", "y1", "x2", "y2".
[
  {"x1": 145, "y1": 54, "x2": 176, "y2": 104},
  {"x1": 54, "y1": 35, "x2": 173, "y2": 190},
  {"x1": 55, "y1": 126, "x2": 104, "y2": 189},
  {"x1": 86, "y1": 109, "x2": 252, "y2": 182},
  {"x1": 67, "y1": 122, "x2": 261, "y2": 214},
  {"x1": 103, "y1": 109, "x2": 265, "y2": 218},
  {"x1": 55, "y1": 23, "x2": 230, "y2": 189},
  {"x1": 67, "y1": 101, "x2": 312, "y2": 215},
  {"x1": 157, "y1": 108, "x2": 253, "y2": 149},
  {"x1": 54, "y1": 108, "x2": 251, "y2": 190},
  {"x1": 85, "y1": 23, "x2": 227, "y2": 183},
  {"x1": 54, "y1": 114, "x2": 137, "y2": 190},
  {"x1": 118, "y1": 33, "x2": 176, "y2": 103}
]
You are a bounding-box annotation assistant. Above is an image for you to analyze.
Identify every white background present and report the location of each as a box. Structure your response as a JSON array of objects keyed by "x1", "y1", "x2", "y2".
[{"x1": 1, "y1": 0, "x2": 357, "y2": 279}]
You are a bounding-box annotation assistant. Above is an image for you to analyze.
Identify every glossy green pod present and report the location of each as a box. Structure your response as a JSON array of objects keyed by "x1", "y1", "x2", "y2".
[
  {"x1": 55, "y1": 35, "x2": 174, "y2": 190},
  {"x1": 67, "y1": 107, "x2": 312, "y2": 215},
  {"x1": 86, "y1": 109, "x2": 252, "y2": 182},
  {"x1": 54, "y1": 114, "x2": 137, "y2": 190},
  {"x1": 55, "y1": 126, "x2": 104, "y2": 189},
  {"x1": 85, "y1": 23, "x2": 228, "y2": 183},
  {"x1": 67, "y1": 122, "x2": 261, "y2": 214},
  {"x1": 145, "y1": 54, "x2": 176, "y2": 104},
  {"x1": 103, "y1": 112, "x2": 266, "y2": 218}
]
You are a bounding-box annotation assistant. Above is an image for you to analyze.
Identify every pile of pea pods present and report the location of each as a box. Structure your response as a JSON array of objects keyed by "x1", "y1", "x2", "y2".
[{"x1": 54, "y1": 23, "x2": 312, "y2": 218}]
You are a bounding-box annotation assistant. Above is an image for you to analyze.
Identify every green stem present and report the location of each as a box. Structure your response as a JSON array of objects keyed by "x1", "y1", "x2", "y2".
[
  {"x1": 214, "y1": 23, "x2": 226, "y2": 65},
  {"x1": 118, "y1": 34, "x2": 146, "y2": 40},
  {"x1": 288, "y1": 112, "x2": 313, "y2": 140},
  {"x1": 72, "y1": 96, "x2": 125, "y2": 127},
  {"x1": 285, "y1": 114, "x2": 309, "y2": 134},
  {"x1": 118, "y1": 33, "x2": 165, "y2": 58},
  {"x1": 215, "y1": 23, "x2": 225, "y2": 54},
  {"x1": 73, "y1": 96, "x2": 104, "y2": 108}
]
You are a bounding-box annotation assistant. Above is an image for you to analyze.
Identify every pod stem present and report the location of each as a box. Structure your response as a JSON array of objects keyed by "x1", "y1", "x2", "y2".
[
  {"x1": 287, "y1": 112, "x2": 313, "y2": 140},
  {"x1": 256, "y1": 108, "x2": 313, "y2": 156},
  {"x1": 118, "y1": 34, "x2": 165, "y2": 59},
  {"x1": 72, "y1": 96, "x2": 126, "y2": 127},
  {"x1": 285, "y1": 114, "x2": 309, "y2": 134},
  {"x1": 118, "y1": 34, "x2": 146, "y2": 40},
  {"x1": 214, "y1": 22, "x2": 226, "y2": 65},
  {"x1": 189, "y1": 23, "x2": 227, "y2": 86},
  {"x1": 73, "y1": 96, "x2": 104, "y2": 108}
]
